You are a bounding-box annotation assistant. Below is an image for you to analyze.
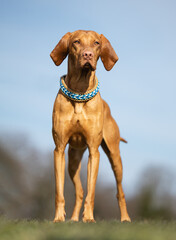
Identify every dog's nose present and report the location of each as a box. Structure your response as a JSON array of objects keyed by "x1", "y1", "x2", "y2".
[{"x1": 82, "y1": 51, "x2": 94, "y2": 60}]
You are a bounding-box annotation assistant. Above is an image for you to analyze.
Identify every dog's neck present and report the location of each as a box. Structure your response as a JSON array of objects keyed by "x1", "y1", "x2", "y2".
[{"x1": 65, "y1": 62, "x2": 96, "y2": 94}]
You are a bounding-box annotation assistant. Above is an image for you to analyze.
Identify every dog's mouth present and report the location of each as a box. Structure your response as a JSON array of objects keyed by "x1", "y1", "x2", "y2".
[
  {"x1": 82, "y1": 61, "x2": 96, "y2": 71},
  {"x1": 84, "y1": 62, "x2": 92, "y2": 68}
]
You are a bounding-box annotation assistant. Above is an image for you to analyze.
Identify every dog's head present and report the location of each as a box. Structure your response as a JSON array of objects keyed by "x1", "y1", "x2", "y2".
[{"x1": 50, "y1": 30, "x2": 118, "y2": 71}]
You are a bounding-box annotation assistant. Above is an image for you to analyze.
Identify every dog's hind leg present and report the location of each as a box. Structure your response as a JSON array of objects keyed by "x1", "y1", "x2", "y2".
[
  {"x1": 101, "y1": 139, "x2": 131, "y2": 222},
  {"x1": 68, "y1": 145, "x2": 86, "y2": 221},
  {"x1": 101, "y1": 100, "x2": 131, "y2": 222}
]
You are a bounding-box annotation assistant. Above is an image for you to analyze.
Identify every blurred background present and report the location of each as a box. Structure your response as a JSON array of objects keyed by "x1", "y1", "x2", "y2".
[{"x1": 0, "y1": 0, "x2": 176, "y2": 221}]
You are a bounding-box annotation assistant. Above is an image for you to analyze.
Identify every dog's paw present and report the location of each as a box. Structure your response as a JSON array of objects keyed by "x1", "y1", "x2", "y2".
[
  {"x1": 53, "y1": 210, "x2": 66, "y2": 222},
  {"x1": 70, "y1": 216, "x2": 79, "y2": 222},
  {"x1": 82, "y1": 212, "x2": 96, "y2": 223},
  {"x1": 121, "y1": 215, "x2": 131, "y2": 223},
  {"x1": 82, "y1": 205, "x2": 96, "y2": 223},
  {"x1": 82, "y1": 217, "x2": 96, "y2": 223},
  {"x1": 53, "y1": 215, "x2": 65, "y2": 222}
]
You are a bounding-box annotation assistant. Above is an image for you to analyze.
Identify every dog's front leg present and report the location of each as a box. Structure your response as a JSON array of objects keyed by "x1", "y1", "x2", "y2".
[
  {"x1": 83, "y1": 147, "x2": 100, "y2": 223},
  {"x1": 53, "y1": 146, "x2": 66, "y2": 222}
]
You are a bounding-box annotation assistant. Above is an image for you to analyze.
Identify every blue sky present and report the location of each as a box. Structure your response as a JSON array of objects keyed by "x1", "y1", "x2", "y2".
[{"x1": 0, "y1": 0, "x2": 176, "y2": 195}]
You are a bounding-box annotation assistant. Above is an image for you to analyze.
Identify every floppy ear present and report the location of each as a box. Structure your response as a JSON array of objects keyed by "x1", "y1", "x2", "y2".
[
  {"x1": 100, "y1": 34, "x2": 119, "y2": 71},
  {"x1": 50, "y1": 32, "x2": 71, "y2": 66}
]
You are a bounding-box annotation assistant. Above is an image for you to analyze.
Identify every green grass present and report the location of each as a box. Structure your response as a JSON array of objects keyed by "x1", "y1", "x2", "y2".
[{"x1": 0, "y1": 218, "x2": 176, "y2": 240}]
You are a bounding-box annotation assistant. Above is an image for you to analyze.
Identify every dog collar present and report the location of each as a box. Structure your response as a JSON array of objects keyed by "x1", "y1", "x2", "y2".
[{"x1": 60, "y1": 75, "x2": 100, "y2": 102}]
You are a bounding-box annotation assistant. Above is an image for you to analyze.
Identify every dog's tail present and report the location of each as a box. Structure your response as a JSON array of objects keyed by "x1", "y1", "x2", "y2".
[{"x1": 120, "y1": 137, "x2": 128, "y2": 143}]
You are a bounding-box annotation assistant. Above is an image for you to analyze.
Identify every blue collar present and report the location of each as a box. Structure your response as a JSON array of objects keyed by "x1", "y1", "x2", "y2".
[{"x1": 60, "y1": 75, "x2": 100, "y2": 102}]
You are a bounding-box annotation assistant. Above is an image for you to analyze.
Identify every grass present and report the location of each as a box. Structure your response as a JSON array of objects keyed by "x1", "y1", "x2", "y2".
[{"x1": 0, "y1": 218, "x2": 176, "y2": 240}]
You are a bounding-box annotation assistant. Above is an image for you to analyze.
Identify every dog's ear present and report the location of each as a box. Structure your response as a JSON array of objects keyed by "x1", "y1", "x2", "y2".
[
  {"x1": 100, "y1": 34, "x2": 119, "y2": 71},
  {"x1": 50, "y1": 32, "x2": 71, "y2": 66}
]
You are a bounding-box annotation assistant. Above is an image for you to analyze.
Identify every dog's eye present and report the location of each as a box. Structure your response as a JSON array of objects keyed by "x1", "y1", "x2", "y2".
[
  {"x1": 94, "y1": 41, "x2": 100, "y2": 45},
  {"x1": 74, "y1": 40, "x2": 80, "y2": 45}
]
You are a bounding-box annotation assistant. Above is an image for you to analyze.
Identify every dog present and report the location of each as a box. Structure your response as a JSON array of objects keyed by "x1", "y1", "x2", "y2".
[{"x1": 50, "y1": 30, "x2": 131, "y2": 222}]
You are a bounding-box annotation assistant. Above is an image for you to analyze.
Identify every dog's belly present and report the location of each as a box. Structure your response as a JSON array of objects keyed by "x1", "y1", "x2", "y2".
[{"x1": 69, "y1": 133, "x2": 87, "y2": 149}]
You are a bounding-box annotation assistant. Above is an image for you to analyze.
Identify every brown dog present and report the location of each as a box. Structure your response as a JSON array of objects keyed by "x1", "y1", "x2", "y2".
[{"x1": 50, "y1": 30, "x2": 131, "y2": 222}]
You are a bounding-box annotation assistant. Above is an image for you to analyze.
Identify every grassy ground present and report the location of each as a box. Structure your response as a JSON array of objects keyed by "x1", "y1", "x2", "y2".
[{"x1": 0, "y1": 218, "x2": 176, "y2": 240}]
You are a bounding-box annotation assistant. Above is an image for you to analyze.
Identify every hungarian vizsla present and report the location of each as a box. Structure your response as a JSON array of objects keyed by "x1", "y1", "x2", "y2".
[{"x1": 50, "y1": 30, "x2": 131, "y2": 223}]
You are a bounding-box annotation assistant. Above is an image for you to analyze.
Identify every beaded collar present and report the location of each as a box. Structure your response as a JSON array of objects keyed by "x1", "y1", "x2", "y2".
[{"x1": 60, "y1": 75, "x2": 100, "y2": 102}]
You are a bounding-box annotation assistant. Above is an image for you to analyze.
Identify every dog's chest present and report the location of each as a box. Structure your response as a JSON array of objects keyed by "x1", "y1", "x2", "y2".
[
  {"x1": 71, "y1": 103, "x2": 86, "y2": 126},
  {"x1": 71, "y1": 101, "x2": 98, "y2": 127},
  {"x1": 74, "y1": 102, "x2": 84, "y2": 114}
]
